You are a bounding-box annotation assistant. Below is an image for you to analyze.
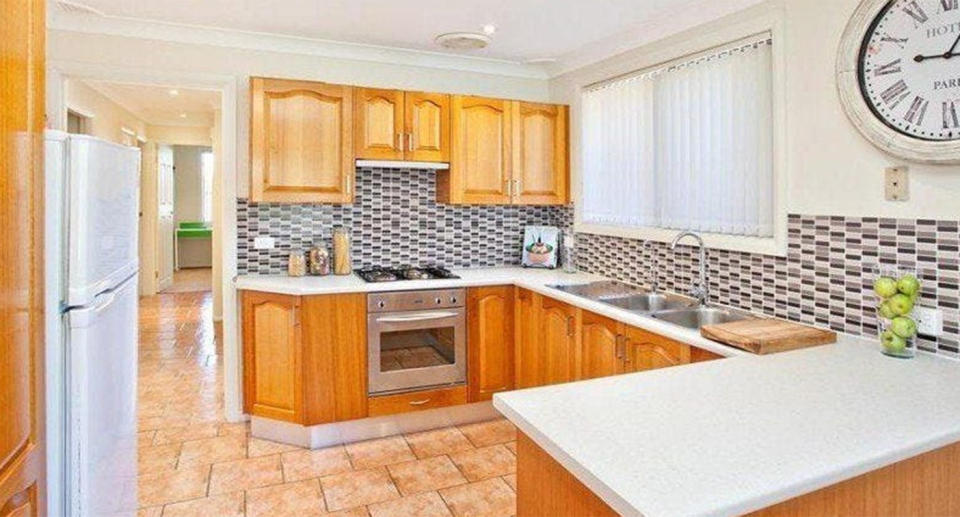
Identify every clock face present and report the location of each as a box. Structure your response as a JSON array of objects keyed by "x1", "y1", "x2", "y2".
[{"x1": 859, "y1": 0, "x2": 960, "y2": 141}]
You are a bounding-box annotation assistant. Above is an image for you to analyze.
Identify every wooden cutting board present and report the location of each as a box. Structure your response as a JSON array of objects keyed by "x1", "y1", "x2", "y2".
[{"x1": 700, "y1": 318, "x2": 837, "y2": 355}]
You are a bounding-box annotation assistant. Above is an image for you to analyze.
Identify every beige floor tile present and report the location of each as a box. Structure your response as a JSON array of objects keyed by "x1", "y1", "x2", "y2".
[
  {"x1": 457, "y1": 420, "x2": 516, "y2": 448},
  {"x1": 218, "y1": 422, "x2": 250, "y2": 437},
  {"x1": 501, "y1": 474, "x2": 517, "y2": 491},
  {"x1": 503, "y1": 442, "x2": 517, "y2": 455},
  {"x1": 152, "y1": 423, "x2": 220, "y2": 445},
  {"x1": 439, "y1": 478, "x2": 516, "y2": 517},
  {"x1": 326, "y1": 507, "x2": 371, "y2": 517},
  {"x1": 320, "y1": 468, "x2": 400, "y2": 512},
  {"x1": 248, "y1": 437, "x2": 303, "y2": 457},
  {"x1": 137, "y1": 464, "x2": 209, "y2": 507},
  {"x1": 281, "y1": 446, "x2": 353, "y2": 482},
  {"x1": 138, "y1": 443, "x2": 181, "y2": 474},
  {"x1": 367, "y1": 491, "x2": 452, "y2": 517},
  {"x1": 245, "y1": 479, "x2": 326, "y2": 517},
  {"x1": 209, "y1": 455, "x2": 284, "y2": 495},
  {"x1": 137, "y1": 506, "x2": 162, "y2": 517},
  {"x1": 403, "y1": 427, "x2": 475, "y2": 459},
  {"x1": 162, "y1": 492, "x2": 244, "y2": 517},
  {"x1": 448, "y1": 445, "x2": 516, "y2": 482},
  {"x1": 345, "y1": 436, "x2": 416, "y2": 470},
  {"x1": 138, "y1": 431, "x2": 156, "y2": 448},
  {"x1": 387, "y1": 456, "x2": 467, "y2": 495},
  {"x1": 178, "y1": 435, "x2": 246, "y2": 467}
]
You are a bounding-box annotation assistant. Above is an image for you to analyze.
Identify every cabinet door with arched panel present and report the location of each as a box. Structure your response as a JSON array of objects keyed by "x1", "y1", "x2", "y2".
[
  {"x1": 512, "y1": 102, "x2": 569, "y2": 205},
  {"x1": 405, "y1": 92, "x2": 450, "y2": 162},
  {"x1": 354, "y1": 88, "x2": 405, "y2": 161},
  {"x1": 622, "y1": 326, "x2": 691, "y2": 373}
]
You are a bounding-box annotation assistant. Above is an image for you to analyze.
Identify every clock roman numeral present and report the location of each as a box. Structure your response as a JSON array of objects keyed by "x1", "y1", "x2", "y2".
[
  {"x1": 940, "y1": 0, "x2": 958, "y2": 11},
  {"x1": 880, "y1": 34, "x2": 909, "y2": 48},
  {"x1": 874, "y1": 59, "x2": 902, "y2": 76},
  {"x1": 944, "y1": 101, "x2": 960, "y2": 129},
  {"x1": 880, "y1": 80, "x2": 910, "y2": 108},
  {"x1": 903, "y1": 1, "x2": 930, "y2": 23},
  {"x1": 904, "y1": 96, "x2": 929, "y2": 125}
]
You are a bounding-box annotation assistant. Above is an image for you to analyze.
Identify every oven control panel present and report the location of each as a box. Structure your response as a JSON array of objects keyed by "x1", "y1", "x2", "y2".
[{"x1": 367, "y1": 288, "x2": 466, "y2": 313}]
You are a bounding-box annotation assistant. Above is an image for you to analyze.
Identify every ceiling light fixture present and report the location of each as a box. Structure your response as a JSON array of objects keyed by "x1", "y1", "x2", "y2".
[
  {"x1": 169, "y1": 89, "x2": 179, "y2": 96},
  {"x1": 435, "y1": 32, "x2": 491, "y2": 50},
  {"x1": 179, "y1": 113, "x2": 188, "y2": 118},
  {"x1": 482, "y1": 24, "x2": 497, "y2": 35}
]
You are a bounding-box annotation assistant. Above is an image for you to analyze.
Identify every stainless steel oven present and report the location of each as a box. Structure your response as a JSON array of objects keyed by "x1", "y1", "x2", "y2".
[{"x1": 367, "y1": 289, "x2": 467, "y2": 395}]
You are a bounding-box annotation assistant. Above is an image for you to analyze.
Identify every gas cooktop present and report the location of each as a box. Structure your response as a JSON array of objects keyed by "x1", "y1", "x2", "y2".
[{"x1": 355, "y1": 266, "x2": 461, "y2": 283}]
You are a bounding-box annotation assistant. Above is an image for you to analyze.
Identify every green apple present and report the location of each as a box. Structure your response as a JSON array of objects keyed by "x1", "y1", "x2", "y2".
[
  {"x1": 890, "y1": 316, "x2": 917, "y2": 339},
  {"x1": 897, "y1": 274, "x2": 921, "y2": 297},
  {"x1": 878, "y1": 301, "x2": 898, "y2": 320},
  {"x1": 881, "y1": 330, "x2": 907, "y2": 353},
  {"x1": 873, "y1": 276, "x2": 899, "y2": 298},
  {"x1": 887, "y1": 294, "x2": 914, "y2": 316}
]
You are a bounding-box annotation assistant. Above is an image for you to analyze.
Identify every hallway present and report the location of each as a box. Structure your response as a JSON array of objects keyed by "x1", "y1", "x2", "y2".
[{"x1": 136, "y1": 291, "x2": 519, "y2": 516}]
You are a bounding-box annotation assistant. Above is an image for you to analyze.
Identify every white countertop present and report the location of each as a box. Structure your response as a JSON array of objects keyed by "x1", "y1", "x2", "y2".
[
  {"x1": 494, "y1": 340, "x2": 960, "y2": 517},
  {"x1": 235, "y1": 267, "x2": 752, "y2": 359}
]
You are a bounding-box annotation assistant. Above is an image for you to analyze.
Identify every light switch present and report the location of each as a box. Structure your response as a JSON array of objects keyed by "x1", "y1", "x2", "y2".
[
  {"x1": 913, "y1": 306, "x2": 944, "y2": 337},
  {"x1": 253, "y1": 236, "x2": 276, "y2": 250},
  {"x1": 885, "y1": 166, "x2": 909, "y2": 202}
]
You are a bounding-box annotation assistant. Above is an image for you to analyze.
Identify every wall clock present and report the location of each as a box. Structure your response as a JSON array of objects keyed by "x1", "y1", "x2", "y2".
[{"x1": 838, "y1": 0, "x2": 960, "y2": 164}]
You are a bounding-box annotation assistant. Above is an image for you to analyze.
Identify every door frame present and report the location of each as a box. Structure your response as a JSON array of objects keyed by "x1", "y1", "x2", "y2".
[{"x1": 46, "y1": 64, "x2": 243, "y2": 419}]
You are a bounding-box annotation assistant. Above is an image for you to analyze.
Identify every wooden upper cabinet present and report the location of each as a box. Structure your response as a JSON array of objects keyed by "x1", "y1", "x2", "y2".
[
  {"x1": 242, "y1": 291, "x2": 302, "y2": 423},
  {"x1": 354, "y1": 88, "x2": 404, "y2": 160},
  {"x1": 467, "y1": 286, "x2": 515, "y2": 402},
  {"x1": 242, "y1": 291, "x2": 367, "y2": 425},
  {"x1": 442, "y1": 96, "x2": 513, "y2": 204},
  {"x1": 512, "y1": 102, "x2": 568, "y2": 205},
  {"x1": 540, "y1": 297, "x2": 580, "y2": 386},
  {"x1": 622, "y1": 325, "x2": 691, "y2": 374},
  {"x1": 250, "y1": 78, "x2": 354, "y2": 203},
  {"x1": 580, "y1": 312, "x2": 623, "y2": 380},
  {"x1": 406, "y1": 92, "x2": 450, "y2": 162}
]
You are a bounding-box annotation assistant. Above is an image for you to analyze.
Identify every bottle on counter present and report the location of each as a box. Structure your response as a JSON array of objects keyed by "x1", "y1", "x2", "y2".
[
  {"x1": 562, "y1": 230, "x2": 578, "y2": 274},
  {"x1": 308, "y1": 245, "x2": 331, "y2": 276},
  {"x1": 288, "y1": 249, "x2": 307, "y2": 277},
  {"x1": 332, "y1": 227, "x2": 352, "y2": 276}
]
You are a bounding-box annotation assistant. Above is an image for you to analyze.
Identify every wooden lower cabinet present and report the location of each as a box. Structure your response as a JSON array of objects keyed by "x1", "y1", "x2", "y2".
[
  {"x1": 691, "y1": 346, "x2": 725, "y2": 363},
  {"x1": 242, "y1": 291, "x2": 367, "y2": 425},
  {"x1": 580, "y1": 312, "x2": 623, "y2": 380},
  {"x1": 517, "y1": 433, "x2": 617, "y2": 517},
  {"x1": 467, "y1": 286, "x2": 515, "y2": 402},
  {"x1": 622, "y1": 325, "x2": 690, "y2": 373},
  {"x1": 368, "y1": 386, "x2": 467, "y2": 417},
  {"x1": 540, "y1": 296, "x2": 579, "y2": 385},
  {"x1": 514, "y1": 288, "x2": 542, "y2": 389}
]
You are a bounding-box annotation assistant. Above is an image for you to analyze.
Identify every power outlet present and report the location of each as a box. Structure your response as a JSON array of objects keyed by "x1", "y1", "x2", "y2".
[
  {"x1": 913, "y1": 306, "x2": 943, "y2": 337},
  {"x1": 253, "y1": 236, "x2": 276, "y2": 250},
  {"x1": 885, "y1": 166, "x2": 909, "y2": 202}
]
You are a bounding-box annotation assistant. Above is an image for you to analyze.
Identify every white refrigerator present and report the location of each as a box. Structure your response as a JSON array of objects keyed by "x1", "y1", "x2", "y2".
[{"x1": 45, "y1": 131, "x2": 141, "y2": 517}]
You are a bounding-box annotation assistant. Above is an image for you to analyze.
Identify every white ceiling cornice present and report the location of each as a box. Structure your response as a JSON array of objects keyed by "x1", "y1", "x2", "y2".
[{"x1": 47, "y1": 6, "x2": 552, "y2": 80}]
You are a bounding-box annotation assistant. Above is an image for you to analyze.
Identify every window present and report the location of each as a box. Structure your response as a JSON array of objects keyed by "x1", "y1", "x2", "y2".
[
  {"x1": 201, "y1": 151, "x2": 215, "y2": 223},
  {"x1": 581, "y1": 35, "x2": 774, "y2": 238}
]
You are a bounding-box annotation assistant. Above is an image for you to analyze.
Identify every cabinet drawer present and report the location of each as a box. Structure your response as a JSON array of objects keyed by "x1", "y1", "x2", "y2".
[{"x1": 368, "y1": 385, "x2": 467, "y2": 417}]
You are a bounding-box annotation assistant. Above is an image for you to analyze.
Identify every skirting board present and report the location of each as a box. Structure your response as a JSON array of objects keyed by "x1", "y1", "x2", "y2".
[{"x1": 251, "y1": 401, "x2": 501, "y2": 449}]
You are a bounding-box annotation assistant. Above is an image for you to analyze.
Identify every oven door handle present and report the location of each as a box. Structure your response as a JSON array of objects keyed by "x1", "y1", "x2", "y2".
[{"x1": 375, "y1": 311, "x2": 460, "y2": 323}]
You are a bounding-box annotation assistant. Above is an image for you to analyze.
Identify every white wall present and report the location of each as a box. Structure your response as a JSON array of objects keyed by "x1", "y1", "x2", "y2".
[
  {"x1": 64, "y1": 79, "x2": 147, "y2": 143},
  {"x1": 48, "y1": 29, "x2": 552, "y2": 198},
  {"x1": 148, "y1": 125, "x2": 213, "y2": 147},
  {"x1": 173, "y1": 145, "x2": 210, "y2": 224},
  {"x1": 551, "y1": 0, "x2": 960, "y2": 221}
]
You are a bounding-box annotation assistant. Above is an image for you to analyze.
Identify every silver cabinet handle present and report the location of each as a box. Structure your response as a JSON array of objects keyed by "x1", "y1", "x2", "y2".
[
  {"x1": 504, "y1": 179, "x2": 512, "y2": 197},
  {"x1": 407, "y1": 132, "x2": 414, "y2": 152},
  {"x1": 376, "y1": 311, "x2": 459, "y2": 323},
  {"x1": 409, "y1": 399, "x2": 432, "y2": 406},
  {"x1": 514, "y1": 179, "x2": 522, "y2": 196},
  {"x1": 397, "y1": 132, "x2": 405, "y2": 152},
  {"x1": 567, "y1": 315, "x2": 575, "y2": 337}
]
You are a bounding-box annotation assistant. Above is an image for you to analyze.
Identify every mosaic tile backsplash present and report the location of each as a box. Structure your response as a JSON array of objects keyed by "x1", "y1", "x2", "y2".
[
  {"x1": 577, "y1": 215, "x2": 959, "y2": 358},
  {"x1": 235, "y1": 167, "x2": 957, "y2": 358},
  {"x1": 237, "y1": 167, "x2": 572, "y2": 273}
]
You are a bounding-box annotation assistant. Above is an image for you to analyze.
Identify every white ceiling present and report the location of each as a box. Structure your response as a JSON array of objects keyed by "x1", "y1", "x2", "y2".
[
  {"x1": 64, "y1": 0, "x2": 763, "y2": 71},
  {"x1": 83, "y1": 80, "x2": 220, "y2": 127}
]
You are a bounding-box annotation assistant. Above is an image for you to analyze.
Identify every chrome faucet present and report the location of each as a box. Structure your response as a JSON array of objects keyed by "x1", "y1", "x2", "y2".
[
  {"x1": 643, "y1": 240, "x2": 660, "y2": 293},
  {"x1": 671, "y1": 231, "x2": 709, "y2": 306}
]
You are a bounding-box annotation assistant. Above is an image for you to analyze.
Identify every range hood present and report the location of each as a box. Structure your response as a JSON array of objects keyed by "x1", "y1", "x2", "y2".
[{"x1": 356, "y1": 159, "x2": 449, "y2": 170}]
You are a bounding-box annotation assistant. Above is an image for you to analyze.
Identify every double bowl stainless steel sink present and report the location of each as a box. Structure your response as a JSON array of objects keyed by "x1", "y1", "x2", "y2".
[{"x1": 548, "y1": 281, "x2": 754, "y2": 330}]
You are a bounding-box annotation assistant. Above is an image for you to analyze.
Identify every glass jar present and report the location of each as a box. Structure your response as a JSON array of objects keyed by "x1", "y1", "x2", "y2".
[
  {"x1": 308, "y1": 245, "x2": 330, "y2": 276},
  {"x1": 332, "y1": 227, "x2": 352, "y2": 276},
  {"x1": 871, "y1": 265, "x2": 924, "y2": 359},
  {"x1": 287, "y1": 250, "x2": 307, "y2": 277},
  {"x1": 561, "y1": 230, "x2": 578, "y2": 274}
]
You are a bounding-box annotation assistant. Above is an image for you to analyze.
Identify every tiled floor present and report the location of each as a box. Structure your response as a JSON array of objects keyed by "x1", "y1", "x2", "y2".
[
  {"x1": 162, "y1": 267, "x2": 212, "y2": 293},
  {"x1": 137, "y1": 290, "x2": 519, "y2": 516}
]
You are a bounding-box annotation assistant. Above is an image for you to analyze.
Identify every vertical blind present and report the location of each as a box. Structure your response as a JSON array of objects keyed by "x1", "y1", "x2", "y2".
[{"x1": 581, "y1": 35, "x2": 774, "y2": 237}]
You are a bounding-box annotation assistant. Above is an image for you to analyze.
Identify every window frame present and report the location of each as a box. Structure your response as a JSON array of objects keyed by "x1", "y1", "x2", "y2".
[{"x1": 572, "y1": 14, "x2": 788, "y2": 257}]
